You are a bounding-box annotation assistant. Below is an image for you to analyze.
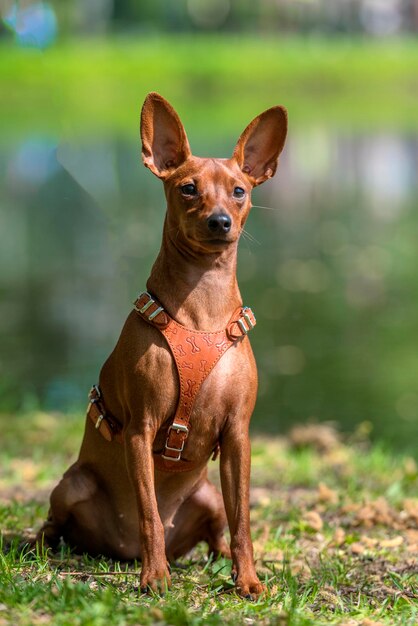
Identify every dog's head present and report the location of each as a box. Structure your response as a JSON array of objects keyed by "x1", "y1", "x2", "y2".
[{"x1": 140, "y1": 93, "x2": 287, "y2": 254}]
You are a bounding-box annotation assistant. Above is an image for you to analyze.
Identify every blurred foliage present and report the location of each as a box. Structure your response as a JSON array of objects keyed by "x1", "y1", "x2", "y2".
[
  {"x1": 1, "y1": 36, "x2": 418, "y2": 138},
  {"x1": 1, "y1": 35, "x2": 417, "y2": 450},
  {"x1": 11, "y1": 0, "x2": 418, "y2": 36}
]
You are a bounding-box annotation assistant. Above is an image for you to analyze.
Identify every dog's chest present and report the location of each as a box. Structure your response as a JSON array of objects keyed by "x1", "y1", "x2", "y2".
[{"x1": 153, "y1": 343, "x2": 254, "y2": 457}]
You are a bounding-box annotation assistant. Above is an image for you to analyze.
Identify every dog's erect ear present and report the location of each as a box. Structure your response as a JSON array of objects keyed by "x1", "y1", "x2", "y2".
[
  {"x1": 141, "y1": 93, "x2": 191, "y2": 179},
  {"x1": 233, "y1": 106, "x2": 288, "y2": 187}
]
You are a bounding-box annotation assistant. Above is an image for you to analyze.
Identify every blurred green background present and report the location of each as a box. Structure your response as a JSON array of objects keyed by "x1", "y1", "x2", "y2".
[{"x1": 0, "y1": 0, "x2": 417, "y2": 451}]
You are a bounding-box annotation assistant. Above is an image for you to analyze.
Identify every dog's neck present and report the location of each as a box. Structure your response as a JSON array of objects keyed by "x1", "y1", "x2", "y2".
[{"x1": 147, "y1": 218, "x2": 243, "y2": 331}]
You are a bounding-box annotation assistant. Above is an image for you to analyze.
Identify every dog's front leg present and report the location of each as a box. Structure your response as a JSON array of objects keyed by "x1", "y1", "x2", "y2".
[
  {"x1": 220, "y1": 423, "x2": 265, "y2": 599},
  {"x1": 125, "y1": 429, "x2": 171, "y2": 593}
]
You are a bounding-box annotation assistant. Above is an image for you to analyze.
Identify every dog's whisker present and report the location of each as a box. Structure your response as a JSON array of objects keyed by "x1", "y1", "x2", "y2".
[
  {"x1": 251, "y1": 204, "x2": 278, "y2": 211},
  {"x1": 240, "y1": 228, "x2": 260, "y2": 246},
  {"x1": 240, "y1": 229, "x2": 254, "y2": 242}
]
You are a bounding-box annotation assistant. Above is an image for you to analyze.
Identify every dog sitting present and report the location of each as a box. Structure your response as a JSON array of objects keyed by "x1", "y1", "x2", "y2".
[{"x1": 37, "y1": 92, "x2": 287, "y2": 598}]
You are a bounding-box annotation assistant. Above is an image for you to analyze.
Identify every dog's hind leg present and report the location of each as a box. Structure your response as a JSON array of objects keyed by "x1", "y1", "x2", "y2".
[
  {"x1": 36, "y1": 464, "x2": 98, "y2": 550},
  {"x1": 166, "y1": 478, "x2": 230, "y2": 561}
]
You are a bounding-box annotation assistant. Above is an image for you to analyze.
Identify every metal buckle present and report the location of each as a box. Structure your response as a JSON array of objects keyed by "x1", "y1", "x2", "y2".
[
  {"x1": 95, "y1": 414, "x2": 104, "y2": 429},
  {"x1": 168, "y1": 422, "x2": 189, "y2": 435},
  {"x1": 148, "y1": 306, "x2": 164, "y2": 320},
  {"x1": 237, "y1": 307, "x2": 256, "y2": 335},
  {"x1": 89, "y1": 384, "x2": 101, "y2": 402},
  {"x1": 162, "y1": 441, "x2": 185, "y2": 461},
  {"x1": 162, "y1": 423, "x2": 189, "y2": 461},
  {"x1": 134, "y1": 291, "x2": 154, "y2": 314},
  {"x1": 134, "y1": 291, "x2": 164, "y2": 320},
  {"x1": 162, "y1": 452, "x2": 182, "y2": 461},
  {"x1": 162, "y1": 438, "x2": 184, "y2": 460}
]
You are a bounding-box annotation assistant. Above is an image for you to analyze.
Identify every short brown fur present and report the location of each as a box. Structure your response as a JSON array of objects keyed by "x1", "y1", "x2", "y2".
[{"x1": 38, "y1": 93, "x2": 287, "y2": 598}]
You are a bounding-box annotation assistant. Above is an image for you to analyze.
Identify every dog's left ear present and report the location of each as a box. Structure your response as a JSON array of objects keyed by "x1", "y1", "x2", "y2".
[
  {"x1": 233, "y1": 106, "x2": 288, "y2": 187},
  {"x1": 141, "y1": 92, "x2": 191, "y2": 179}
]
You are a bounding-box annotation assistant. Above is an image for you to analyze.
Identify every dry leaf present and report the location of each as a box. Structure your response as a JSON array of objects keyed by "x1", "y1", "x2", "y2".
[
  {"x1": 333, "y1": 527, "x2": 346, "y2": 546},
  {"x1": 318, "y1": 482, "x2": 338, "y2": 504},
  {"x1": 355, "y1": 498, "x2": 397, "y2": 527},
  {"x1": 373, "y1": 497, "x2": 396, "y2": 525},
  {"x1": 380, "y1": 536, "x2": 403, "y2": 548},
  {"x1": 341, "y1": 501, "x2": 360, "y2": 514},
  {"x1": 405, "y1": 529, "x2": 418, "y2": 544},
  {"x1": 356, "y1": 504, "x2": 375, "y2": 525},
  {"x1": 303, "y1": 511, "x2": 323, "y2": 532},
  {"x1": 318, "y1": 586, "x2": 340, "y2": 606},
  {"x1": 350, "y1": 542, "x2": 365, "y2": 554},
  {"x1": 406, "y1": 543, "x2": 418, "y2": 552},
  {"x1": 403, "y1": 499, "x2": 418, "y2": 523},
  {"x1": 361, "y1": 535, "x2": 378, "y2": 548},
  {"x1": 288, "y1": 423, "x2": 341, "y2": 452},
  {"x1": 290, "y1": 559, "x2": 311, "y2": 580}
]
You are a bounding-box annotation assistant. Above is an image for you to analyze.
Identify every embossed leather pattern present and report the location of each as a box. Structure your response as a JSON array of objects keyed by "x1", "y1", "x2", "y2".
[{"x1": 160, "y1": 321, "x2": 239, "y2": 460}]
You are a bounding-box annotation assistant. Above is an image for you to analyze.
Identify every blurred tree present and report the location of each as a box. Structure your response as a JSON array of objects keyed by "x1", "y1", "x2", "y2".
[{"x1": 14, "y1": 0, "x2": 415, "y2": 36}]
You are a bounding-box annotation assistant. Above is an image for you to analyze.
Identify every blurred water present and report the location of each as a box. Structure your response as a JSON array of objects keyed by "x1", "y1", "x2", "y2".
[{"x1": 1, "y1": 128, "x2": 417, "y2": 449}]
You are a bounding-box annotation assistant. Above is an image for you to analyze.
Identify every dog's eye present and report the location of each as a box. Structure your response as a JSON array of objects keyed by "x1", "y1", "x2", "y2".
[
  {"x1": 181, "y1": 183, "x2": 197, "y2": 196},
  {"x1": 233, "y1": 187, "x2": 245, "y2": 199}
]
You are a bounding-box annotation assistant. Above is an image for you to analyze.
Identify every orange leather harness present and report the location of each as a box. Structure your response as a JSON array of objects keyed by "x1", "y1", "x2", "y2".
[{"x1": 87, "y1": 291, "x2": 256, "y2": 472}]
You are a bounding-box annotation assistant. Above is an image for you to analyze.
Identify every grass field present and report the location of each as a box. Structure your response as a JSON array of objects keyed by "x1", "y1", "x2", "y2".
[
  {"x1": 1, "y1": 36, "x2": 418, "y2": 138},
  {"x1": 0, "y1": 412, "x2": 417, "y2": 625}
]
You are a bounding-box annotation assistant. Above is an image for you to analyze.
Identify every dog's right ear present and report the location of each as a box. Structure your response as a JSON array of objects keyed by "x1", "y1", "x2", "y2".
[
  {"x1": 233, "y1": 105, "x2": 288, "y2": 187},
  {"x1": 140, "y1": 93, "x2": 191, "y2": 179}
]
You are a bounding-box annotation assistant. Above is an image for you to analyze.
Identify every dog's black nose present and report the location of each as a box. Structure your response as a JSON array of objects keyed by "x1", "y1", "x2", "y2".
[{"x1": 207, "y1": 213, "x2": 232, "y2": 234}]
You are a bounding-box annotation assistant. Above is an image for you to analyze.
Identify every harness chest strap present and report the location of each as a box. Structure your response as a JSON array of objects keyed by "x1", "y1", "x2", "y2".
[
  {"x1": 87, "y1": 291, "x2": 256, "y2": 471},
  {"x1": 134, "y1": 291, "x2": 256, "y2": 467}
]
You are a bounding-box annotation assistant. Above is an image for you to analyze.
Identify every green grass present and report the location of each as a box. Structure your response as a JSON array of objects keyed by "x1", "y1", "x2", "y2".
[
  {"x1": 1, "y1": 35, "x2": 418, "y2": 139},
  {"x1": 0, "y1": 412, "x2": 417, "y2": 625}
]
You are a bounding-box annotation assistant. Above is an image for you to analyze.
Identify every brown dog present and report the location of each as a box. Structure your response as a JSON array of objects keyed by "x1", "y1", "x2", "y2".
[{"x1": 37, "y1": 93, "x2": 287, "y2": 598}]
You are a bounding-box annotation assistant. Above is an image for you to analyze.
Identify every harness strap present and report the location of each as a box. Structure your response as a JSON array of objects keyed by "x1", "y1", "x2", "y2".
[
  {"x1": 87, "y1": 290, "x2": 256, "y2": 473},
  {"x1": 134, "y1": 291, "x2": 256, "y2": 467},
  {"x1": 87, "y1": 385, "x2": 123, "y2": 444}
]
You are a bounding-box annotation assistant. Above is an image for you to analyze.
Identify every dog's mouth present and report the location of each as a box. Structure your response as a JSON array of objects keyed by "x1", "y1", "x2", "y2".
[
  {"x1": 184, "y1": 235, "x2": 236, "y2": 255},
  {"x1": 206, "y1": 237, "x2": 234, "y2": 245},
  {"x1": 180, "y1": 223, "x2": 237, "y2": 253},
  {"x1": 204, "y1": 229, "x2": 236, "y2": 244},
  {"x1": 202, "y1": 236, "x2": 236, "y2": 250}
]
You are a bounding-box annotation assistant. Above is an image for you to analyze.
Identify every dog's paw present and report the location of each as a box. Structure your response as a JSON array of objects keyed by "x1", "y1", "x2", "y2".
[
  {"x1": 235, "y1": 577, "x2": 266, "y2": 600},
  {"x1": 140, "y1": 563, "x2": 171, "y2": 595}
]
